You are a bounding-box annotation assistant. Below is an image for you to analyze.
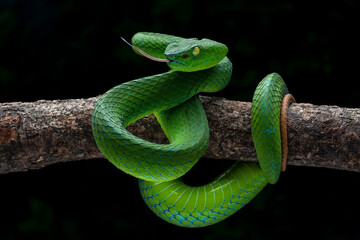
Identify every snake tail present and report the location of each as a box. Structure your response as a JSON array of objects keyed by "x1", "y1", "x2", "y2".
[{"x1": 280, "y1": 93, "x2": 296, "y2": 171}]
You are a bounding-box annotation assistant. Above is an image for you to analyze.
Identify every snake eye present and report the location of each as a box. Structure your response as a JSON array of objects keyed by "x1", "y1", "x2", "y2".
[
  {"x1": 182, "y1": 53, "x2": 189, "y2": 58},
  {"x1": 192, "y1": 47, "x2": 200, "y2": 56}
]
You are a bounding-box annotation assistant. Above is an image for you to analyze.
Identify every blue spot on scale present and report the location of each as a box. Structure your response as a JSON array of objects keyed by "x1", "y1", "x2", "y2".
[{"x1": 263, "y1": 128, "x2": 274, "y2": 134}]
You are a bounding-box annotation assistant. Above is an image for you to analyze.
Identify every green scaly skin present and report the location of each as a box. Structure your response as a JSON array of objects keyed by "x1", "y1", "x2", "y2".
[
  {"x1": 251, "y1": 73, "x2": 290, "y2": 184},
  {"x1": 91, "y1": 32, "x2": 290, "y2": 227}
]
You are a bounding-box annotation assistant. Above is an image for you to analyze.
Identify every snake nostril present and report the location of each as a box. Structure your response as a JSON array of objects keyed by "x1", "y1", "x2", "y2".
[{"x1": 182, "y1": 54, "x2": 189, "y2": 58}]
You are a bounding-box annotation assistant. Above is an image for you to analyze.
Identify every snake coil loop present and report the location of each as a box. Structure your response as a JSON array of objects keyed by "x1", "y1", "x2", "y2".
[{"x1": 91, "y1": 32, "x2": 294, "y2": 228}]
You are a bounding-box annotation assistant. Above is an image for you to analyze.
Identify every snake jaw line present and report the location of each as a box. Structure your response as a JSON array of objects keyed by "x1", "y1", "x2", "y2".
[{"x1": 120, "y1": 36, "x2": 170, "y2": 63}]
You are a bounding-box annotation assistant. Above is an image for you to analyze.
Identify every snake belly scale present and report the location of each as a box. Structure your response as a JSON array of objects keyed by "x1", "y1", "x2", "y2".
[{"x1": 91, "y1": 32, "x2": 293, "y2": 227}]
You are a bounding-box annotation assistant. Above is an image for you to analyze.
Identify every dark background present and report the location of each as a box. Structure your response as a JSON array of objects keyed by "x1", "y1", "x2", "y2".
[{"x1": 1, "y1": 0, "x2": 359, "y2": 239}]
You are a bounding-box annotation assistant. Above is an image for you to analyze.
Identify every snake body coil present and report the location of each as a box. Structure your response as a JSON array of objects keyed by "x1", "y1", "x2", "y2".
[{"x1": 92, "y1": 32, "x2": 292, "y2": 227}]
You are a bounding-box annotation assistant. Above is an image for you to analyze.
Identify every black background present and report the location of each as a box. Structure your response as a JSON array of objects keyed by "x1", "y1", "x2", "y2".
[{"x1": 1, "y1": 0, "x2": 359, "y2": 239}]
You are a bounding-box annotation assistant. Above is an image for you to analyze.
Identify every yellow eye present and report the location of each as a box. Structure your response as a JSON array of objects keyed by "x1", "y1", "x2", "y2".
[{"x1": 192, "y1": 47, "x2": 200, "y2": 56}]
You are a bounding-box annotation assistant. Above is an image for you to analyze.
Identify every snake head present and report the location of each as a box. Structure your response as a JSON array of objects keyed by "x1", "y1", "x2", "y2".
[{"x1": 164, "y1": 38, "x2": 228, "y2": 72}]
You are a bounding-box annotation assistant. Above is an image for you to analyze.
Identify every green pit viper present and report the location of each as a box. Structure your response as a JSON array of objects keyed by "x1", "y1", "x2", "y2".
[{"x1": 91, "y1": 32, "x2": 295, "y2": 228}]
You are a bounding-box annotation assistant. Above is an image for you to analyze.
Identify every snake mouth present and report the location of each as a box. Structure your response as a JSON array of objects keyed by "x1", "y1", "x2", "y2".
[
  {"x1": 167, "y1": 59, "x2": 189, "y2": 67},
  {"x1": 121, "y1": 37, "x2": 171, "y2": 63},
  {"x1": 121, "y1": 37, "x2": 190, "y2": 69}
]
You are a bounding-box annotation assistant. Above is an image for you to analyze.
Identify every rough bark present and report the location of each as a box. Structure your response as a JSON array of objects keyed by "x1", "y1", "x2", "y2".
[{"x1": 0, "y1": 96, "x2": 359, "y2": 174}]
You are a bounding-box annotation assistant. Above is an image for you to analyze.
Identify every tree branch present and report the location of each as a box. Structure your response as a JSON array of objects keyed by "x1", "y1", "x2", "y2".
[{"x1": 1, "y1": 96, "x2": 359, "y2": 174}]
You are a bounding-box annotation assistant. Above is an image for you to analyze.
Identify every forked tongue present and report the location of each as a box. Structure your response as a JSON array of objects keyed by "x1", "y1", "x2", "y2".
[{"x1": 121, "y1": 37, "x2": 170, "y2": 63}]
